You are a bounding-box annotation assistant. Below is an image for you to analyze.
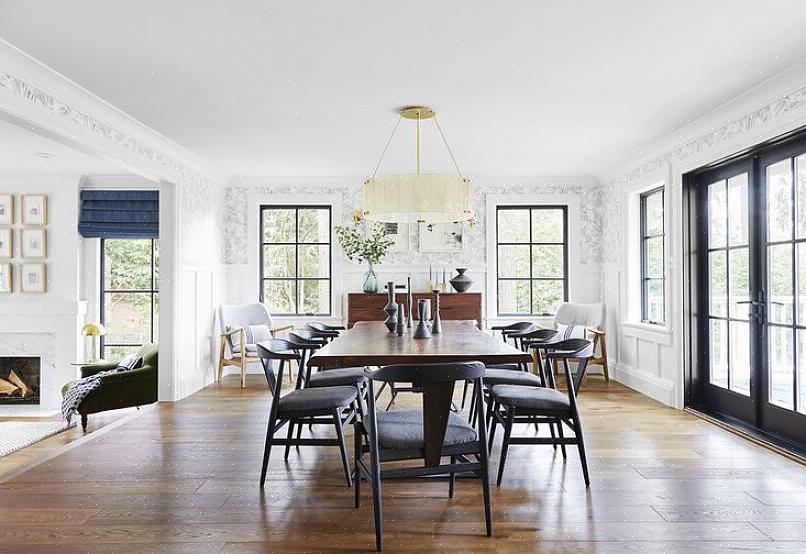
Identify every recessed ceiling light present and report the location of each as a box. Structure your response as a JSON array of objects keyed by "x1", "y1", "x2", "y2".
[{"x1": 34, "y1": 152, "x2": 57, "y2": 159}]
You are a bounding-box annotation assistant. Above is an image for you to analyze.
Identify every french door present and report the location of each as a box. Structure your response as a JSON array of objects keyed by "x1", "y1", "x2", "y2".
[{"x1": 689, "y1": 133, "x2": 806, "y2": 449}]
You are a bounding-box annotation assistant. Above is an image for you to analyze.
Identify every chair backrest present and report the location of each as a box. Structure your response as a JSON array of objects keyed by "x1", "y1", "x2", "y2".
[
  {"x1": 552, "y1": 303, "x2": 605, "y2": 338},
  {"x1": 367, "y1": 361, "x2": 485, "y2": 466},
  {"x1": 256, "y1": 339, "x2": 299, "y2": 398},
  {"x1": 545, "y1": 338, "x2": 594, "y2": 394},
  {"x1": 289, "y1": 329, "x2": 323, "y2": 345},
  {"x1": 219, "y1": 303, "x2": 273, "y2": 332}
]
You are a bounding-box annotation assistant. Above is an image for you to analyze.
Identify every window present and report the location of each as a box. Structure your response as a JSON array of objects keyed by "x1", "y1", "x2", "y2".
[
  {"x1": 260, "y1": 205, "x2": 331, "y2": 315},
  {"x1": 101, "y1": 238, "x2": 159, "y2": 359},
  {"x1": 640, "y1": 187, "x2": 665, "y2": 324},
  {"x1": 496, "y1": 206, "x2": 568, "y2": 316}
]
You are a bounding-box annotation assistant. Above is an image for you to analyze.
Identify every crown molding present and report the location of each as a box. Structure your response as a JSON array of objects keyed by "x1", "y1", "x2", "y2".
[
  {"x1": 603, "y1": 60, "x2": 806, "y2": 187},
  {"x1": 0, "y1": 37, "x2": 223, "y2": 186}
]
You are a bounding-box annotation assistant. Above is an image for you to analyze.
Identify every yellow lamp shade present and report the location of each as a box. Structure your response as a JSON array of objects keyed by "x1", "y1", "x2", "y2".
[
  {"x1": 363, "y1": 174, "x2": 474, "y2": 223},
  {"x1": 81, "y1": 322, "x2": 107, "y2": 337}
]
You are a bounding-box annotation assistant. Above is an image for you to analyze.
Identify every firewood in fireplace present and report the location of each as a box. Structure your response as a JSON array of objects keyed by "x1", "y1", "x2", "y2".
[
  {"x1": 7, "y1": 370, "x2": 33, "y2": 398},
  {"x1": 0, "y1": 376, "x2": 20, "y2": 396}
]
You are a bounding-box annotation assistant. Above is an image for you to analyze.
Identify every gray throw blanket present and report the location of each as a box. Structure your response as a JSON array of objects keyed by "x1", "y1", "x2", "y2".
[{"x1": 61, "y1": 370, "x2": 119, "y2": 423}]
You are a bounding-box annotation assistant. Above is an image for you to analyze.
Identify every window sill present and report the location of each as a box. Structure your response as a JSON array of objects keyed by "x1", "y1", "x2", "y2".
[{"x1": 621, "y1": 321, "x2": 673, "y2": 345}]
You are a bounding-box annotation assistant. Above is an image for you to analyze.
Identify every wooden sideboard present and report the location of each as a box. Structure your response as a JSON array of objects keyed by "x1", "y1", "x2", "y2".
[{"x1": 347, "y1": 292, "x2": 482, "y2": 328}]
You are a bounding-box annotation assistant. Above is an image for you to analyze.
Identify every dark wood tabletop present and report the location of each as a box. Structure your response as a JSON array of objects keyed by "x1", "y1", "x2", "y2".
[{"x1": 307, "y1": 320, "x2": 532, "y2": 369}]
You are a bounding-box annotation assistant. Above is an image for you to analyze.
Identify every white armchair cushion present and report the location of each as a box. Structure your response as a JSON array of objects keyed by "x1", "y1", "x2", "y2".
[{"x1": 228, "y1": 324, "x2": 271, "y2": 354}]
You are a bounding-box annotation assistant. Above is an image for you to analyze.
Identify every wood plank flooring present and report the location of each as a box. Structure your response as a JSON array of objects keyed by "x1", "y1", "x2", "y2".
[{"x1": 0, "y1": 374, "x2": 804, "y2": 553}]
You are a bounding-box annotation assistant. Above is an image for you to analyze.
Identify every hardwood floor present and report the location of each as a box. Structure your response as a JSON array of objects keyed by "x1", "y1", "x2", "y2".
[{"x1": 0, "y1": 374, "x2": 804, "y2": 553}]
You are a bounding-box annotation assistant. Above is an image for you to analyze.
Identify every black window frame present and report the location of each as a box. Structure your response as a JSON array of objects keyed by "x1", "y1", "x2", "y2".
[
  {"x1": 640, "y1": 186, "x2": 666, "y2": 324},
  {"x1": 495, "y1": 205, "x2": 569, "y2": 317},
  {"x1": 100, "y1": 238, "x2": 159, "y2": 358},
  {"x1": 259, "y1": 205, "x2": 332, "y2": 316}
]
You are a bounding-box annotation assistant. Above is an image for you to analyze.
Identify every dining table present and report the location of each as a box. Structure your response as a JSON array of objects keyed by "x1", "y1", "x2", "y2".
[{"x1": 307, "y1": 320, "x2": 532, "y2": 370}]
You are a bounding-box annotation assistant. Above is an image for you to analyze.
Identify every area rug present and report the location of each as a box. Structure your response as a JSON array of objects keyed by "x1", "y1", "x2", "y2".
[{"x1": 0, "y1": 420, "x2": 74, "y2": 457}]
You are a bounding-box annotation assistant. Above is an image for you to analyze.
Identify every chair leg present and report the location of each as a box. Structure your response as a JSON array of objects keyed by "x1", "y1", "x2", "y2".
[
  {"x1": 354, "y1": 426, "x2": 362, "y2": 509},
  {"x1": 496, "y1": 407, "x2": 515, "y2": 487},
  {"x1": 284, "y1": 419, "x2": 295, "y2": 461},
  {"x1": 241, "y1": 357, "x2": 247, "y2": 389},
  {"x1": 574, "y1": 418, "x2": 591, "y2": 487},
  {"x1": 460, "y1": 379, "x2": 470, "y2": 410},
  {"x1": 448, "y1": 457, "x2": 456, "y2": 498},
  {"x1": 556, "y1": 419, "x2": 567, "y2": 459},
  {"x1": 217, "y1": 358, "x2": 224, "y2": 383},
  {"x1": 333, "y1": 409, "x2": 352, "y2": 487},
  {"x1": 487, "y1": 401, "x2": 499, "y2": 451},
  {"x1": 547, "y1": 420, "x2": 557, "y2": 450},
  {"x1": 80, "y1": 413, "x2": 88, "y2": 433},
  {"x1": 600, "y1": 334, "x2": 610, "y2": 382},
  {"x1": 260, "y1": 414, "x2": 277, "y2": 487},
  {"x1": 370, "y1": 448, "x2": 384, "y2": 551}
]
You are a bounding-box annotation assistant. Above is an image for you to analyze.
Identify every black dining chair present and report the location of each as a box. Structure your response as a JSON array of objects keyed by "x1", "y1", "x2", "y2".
[
  {"x1": 354, "y1": 361, "x2": 493, "y2": 551},
  {"x1": 465, "y1": 328, "x2": 561, "y2": 421},
  {"x1": 305, "y1": 322, "x2": 341, "y2": 342},
  {"x1": 257, "y1": 339, "x2": 358, "y2": 487},
  {"x1": 488, "y1": 338, "x2": 594, "y2": 487}
]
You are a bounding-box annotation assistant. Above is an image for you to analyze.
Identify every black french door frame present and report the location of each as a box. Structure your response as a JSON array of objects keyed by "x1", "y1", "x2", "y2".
[{"x1": 684, "y1": 127, "x2": 806, "y2": 452}]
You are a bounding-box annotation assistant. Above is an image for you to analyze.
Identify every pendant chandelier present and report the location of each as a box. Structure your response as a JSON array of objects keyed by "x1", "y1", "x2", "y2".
[{"x1": 363, "y1": 106, "x2": 474, "y2": 224}]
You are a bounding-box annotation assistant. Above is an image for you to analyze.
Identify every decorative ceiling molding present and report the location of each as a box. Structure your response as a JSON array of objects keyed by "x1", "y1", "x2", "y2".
[
  {"x1": 609, "y1": 83, "x2": 806, "y2": 190},
  {"x1": 0, "y1": 69, "x2": 220, "y2": 187}
]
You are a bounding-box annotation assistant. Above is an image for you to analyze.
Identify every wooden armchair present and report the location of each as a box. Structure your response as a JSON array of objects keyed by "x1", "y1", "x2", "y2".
[
  {"x1": 218, "y1": 303, "x2": 293, "y2": 387},
  {"x1": 547, "y1": 302, "x2": 609, "y2": 383}
]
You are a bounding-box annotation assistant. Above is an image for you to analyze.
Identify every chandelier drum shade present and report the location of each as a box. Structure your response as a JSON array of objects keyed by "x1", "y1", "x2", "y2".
[{"x1": 363, "y1": 107, "x2": 475, "y2": 224}]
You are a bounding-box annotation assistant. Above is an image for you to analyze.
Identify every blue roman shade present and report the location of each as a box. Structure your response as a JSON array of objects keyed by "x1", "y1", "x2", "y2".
[{"x1": 78, "y1": 190, "x2": 159, "y2": 239}]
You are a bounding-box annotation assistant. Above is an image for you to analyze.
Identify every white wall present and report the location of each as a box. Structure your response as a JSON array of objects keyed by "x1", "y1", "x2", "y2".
[
  {"x1": 0, "y1": 174, "x2": 85, "y2": 413},
  {"x1": 221, "y1": 176, "x2": 603, "y2": 376},
  {"x1": 602, "y1": 61, "x2": 806, "y2": 408}
]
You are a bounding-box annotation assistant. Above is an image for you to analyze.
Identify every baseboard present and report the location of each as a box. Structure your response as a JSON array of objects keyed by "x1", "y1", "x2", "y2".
[{"x1": 610, "y1": 361, "x2": 675, "y2": 407}]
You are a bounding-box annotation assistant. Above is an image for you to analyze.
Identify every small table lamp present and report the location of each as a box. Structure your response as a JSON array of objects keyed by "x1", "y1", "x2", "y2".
[{"x1": 81, "y1": 322, "x2": 107, "y2": 363}]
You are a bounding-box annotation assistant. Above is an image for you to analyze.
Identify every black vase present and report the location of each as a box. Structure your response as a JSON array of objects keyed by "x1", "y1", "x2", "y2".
[
  {"x1": 413, "y1": 299, "x2": 431, "y2": 339},
  {"x1": 383, "y1": 282, "x2": 397, "y2": 332},
  {"x1": 431, "y1": 290, "x2": 442, "y2": 334},
  {"x1": 449, "y1": 268, "x2": 473, "y2": 293}
]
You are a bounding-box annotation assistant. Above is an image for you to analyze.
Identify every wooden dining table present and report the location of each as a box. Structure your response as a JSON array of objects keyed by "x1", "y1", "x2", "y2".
[{"x1": 307, "y1": 320, "x2": 532, "y2": 369}]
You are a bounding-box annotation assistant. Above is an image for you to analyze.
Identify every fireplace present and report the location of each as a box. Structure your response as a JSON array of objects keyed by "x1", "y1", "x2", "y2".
[{"x1": 0, "y1": 357, "x2": 40, "y2": 405}]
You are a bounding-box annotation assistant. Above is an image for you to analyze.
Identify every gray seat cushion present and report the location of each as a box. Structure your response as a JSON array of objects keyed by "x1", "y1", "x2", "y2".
[
  {"x1": 376, "y1": 409, "x2": 477, "y2": 450},
  {"x1": 483, "y1": 369, "x2": 543, "y2": 387},
  {"x1": 277, "y1": 386, "x2": 357, "y2": 415},
  {"x1": 490, "y1": 385, "x2": 571, "y2": 414},
  {"x1": 308, "y1": 367, "x2": 366, "y2": 388},
  {"x1": 232, "y1": 343, "x2": 258, "y2": 355}
]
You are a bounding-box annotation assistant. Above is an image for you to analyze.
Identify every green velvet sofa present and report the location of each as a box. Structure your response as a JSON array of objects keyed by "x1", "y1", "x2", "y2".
[{"x1": 62, "y1": 343, "x2": 158, "y2": 431}]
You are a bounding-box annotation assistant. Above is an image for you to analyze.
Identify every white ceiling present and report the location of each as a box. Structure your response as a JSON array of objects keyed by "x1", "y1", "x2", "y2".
[
  {"x1": 0, "y1": 115, "x2": 124, "y2": 176},
  {"x1": 2, "y1": 1, "x2": 806, "y2": 179}
]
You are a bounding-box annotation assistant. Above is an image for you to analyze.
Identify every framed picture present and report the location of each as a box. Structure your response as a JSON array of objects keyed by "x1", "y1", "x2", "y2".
[
  {"x1": 20, "y1": 263, "x2": 46, "y2": 293},
  {"x1": 0, "y1": 229, "x2": 11, "y2": 258},
  {"x1": 0, "y1": 263, "x2": 11, "y2": 293},
  {"x1": 418, "y1": 222, "x2": 464, "y2": 253},
  {"x1": 21, "y1": 194, "x2": 47, "y2": 225},
  {"x1": 376, "y1": 221, "x2": 410, "y2": 252},
  {"x1": 0, "y1": 194, "x2": 12, "y2": 225},
  {"x1": 21, "y1": 229, "x2": 46, "y2": 258}
]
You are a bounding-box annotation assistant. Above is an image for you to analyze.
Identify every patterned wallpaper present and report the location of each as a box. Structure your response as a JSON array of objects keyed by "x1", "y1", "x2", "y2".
[
  {"x1": 601, "y1": 84, "x2": 806, "y2": 265},
  {"x1": 222, "y1": 181, "x2": 603, "y2": 268}
]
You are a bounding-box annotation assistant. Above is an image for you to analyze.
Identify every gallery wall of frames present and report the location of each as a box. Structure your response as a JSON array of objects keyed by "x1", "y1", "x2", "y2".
[{"x1": 0, "y1": 193, "x2": 48, "y2": 293}]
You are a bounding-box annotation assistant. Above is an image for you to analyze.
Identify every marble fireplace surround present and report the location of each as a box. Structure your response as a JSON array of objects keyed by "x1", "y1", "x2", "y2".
[{"x1": 0, "y1": 301, "x2": 85, "y2": 415}]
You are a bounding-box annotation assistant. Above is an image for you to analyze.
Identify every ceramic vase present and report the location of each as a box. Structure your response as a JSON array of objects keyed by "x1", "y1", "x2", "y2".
[
  {"x1": 395, "y1": 303, "x2": 406, "y2": 336},
  {"x1": 449, "y1": 268, "x2": 473, "y2": 293},
  {"x1": 413, "y1": 299, "x2": 431, "y2": 339},
  {"x1": 383, "y1": 281, "x2": 397, "y2": 332},
  {"x1": 431, "y1": 290, "x2": 442, "y2": 334}
]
